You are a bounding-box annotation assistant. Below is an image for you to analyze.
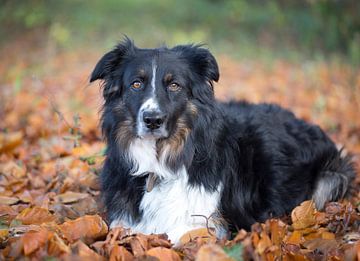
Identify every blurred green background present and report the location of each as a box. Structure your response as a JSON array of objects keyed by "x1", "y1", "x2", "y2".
[{"x1": 1, "y1": 0, "x2": 359, "y2": 64}]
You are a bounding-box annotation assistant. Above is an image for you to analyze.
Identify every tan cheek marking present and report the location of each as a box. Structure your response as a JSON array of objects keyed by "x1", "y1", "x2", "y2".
[
  {"x1": 187, "y1": 101, "x2": 198, "y2": 116},
  {"x1": 157, "y1": 117, "x2": 190, "y2": 163}
]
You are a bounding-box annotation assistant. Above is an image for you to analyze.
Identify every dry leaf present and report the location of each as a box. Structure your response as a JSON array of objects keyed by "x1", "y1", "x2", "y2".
[
  {"x1": 0, "y1": 196, "x2": 20, "y2": 205},
  {"x1": 0, "y1": 131, "x2": 23, "y2": 153},
  {"x1": 129, "y1": 235, "x2": 148, "y2": 256},
  {"x1": 54, "y1": 191, "x2": 89, "y2": 204},
  {"x1": 196, "y1": 244, "x2": 233, "y2": 261},
  {"x1": 110, "y1": 245, "x2": 134, "y2": 261},
  {"x1": 22, "y1": 228, "x2": 53, "y2": 255},
  {"x1": 0, "y1": 229, "x2": 9, "y2": 243},
  {"x1": 15, "y1": 206, "x2": 56, "y2": 225},
  {"x1": 48, "y1": 232, "x2": 71, "y2": 256},
  {"x1": 179, "y1": 228, "x2": 216, "y2": 245},
  {"x1": 59, "y1": 214, "x2": 108, "y2": 244},
  {"x1": 291, "y1": 200, "x2": 317, "y2": 230},
  {"x1": 71, "y1": 240, "x2": 105, "y2": 260},
  {"x1": 146, "y1": 247, "x2": 181, "y2": 261},
  {"x1": 256, "y1": 231, "x2": 272, "y2": 254}
]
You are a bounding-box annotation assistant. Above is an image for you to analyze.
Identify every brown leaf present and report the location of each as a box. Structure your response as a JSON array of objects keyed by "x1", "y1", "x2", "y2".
[
  {"x1": 0, "y1": 131, "x2": 23, "y2": 153},
  {"x1": 48, "y1": 232, "x2": 71, "y2": 256},
  {"x1": 54, "y1": 191, "x2": 89, "y2": 204},
  {"x1": 148, "y1": 234, "x2": 172, "y2": 248},
  {"x1": 0, "y1": 229, "x2": 9, "y2": 243},
  {"x1": 291, "y1": 200, "x2": 317, "y2": 230},
  {"x1": 71, "y1": 240, "x2": 105, "y2": 260},
  {"x1": 196, "y1": 244, "x2": 233, "y2": 261},
  {"x1": 15, "y1": 206, "x2": 56, "y2": 225},
  {"x1": 0, "y1": 196, "x2": 20, "y2": 205},
  {"x1": 302, "y1": 238, "x2": 338, "y2": 253},
  {"x1": 284, "y1": 231, "x2": 303, "y2": 245},
  {"x1": 256, "y1": 231, "x2": 273, "y2": 255},
  {"x1": 179, "y1": 228, "x2": 216, "y2": 245},
  {"x1": 146, "y1": 247, "x2": 181, "y2": 261},
  {"x1": 0, "y1": 161, "x2": 26, "y2": 179},
  {"x1": 129, "y1": 235, "x2": 148, "y2": 256},
  {"x1": 22, "y1": 228, "x2": 53, "y2": 256},
  {"x1": 59, "y1": 214, "x2": 108, "y2": 244},
  {"x1": 110, "y1": 245, "x2": 134, "y2": 261}
]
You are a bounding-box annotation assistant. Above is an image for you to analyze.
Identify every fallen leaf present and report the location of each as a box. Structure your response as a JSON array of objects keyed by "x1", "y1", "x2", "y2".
[
  {"x1": 71, "y1": 240, "x2": 105, "y2": 260},
  {"x1": 0, "y1": 196, "x2": 20, "y2": 205},
  {"x1": 146, "y1": 247, "x2": 181, "y2": 261},
  {"x1": 22, "y1": 228, "x2": 53, "y2": 255},
  {"x1": 180, "y1": 228, "x2": 216, "y2": 245},
  {"x1": 196, "y1": 244, "x2": 233, "y2": 261},
  {"x1": 15, "y1": 206, "x2": 56, "y2": 225},
  {"x1": 291, "y1": 200, "x2": 317, "y2": 230},
  {"x1": 256, "y1": 231, "x2": 272, "y2": 255},
  {"x1": 302, "y1": 238, "x2": 338, "y2": 253},
  {"x1": 48, "y1": 232, "x2": 71, "y2": 256},
  {"x1": 59, "y1": 214, "x2": 108, "y2": 244},
  {"x1": 0, "y1": 161, "x2": 26, "y2": 179},
  {"x1": 129, "y1": 235, "x2": 148, "y2": 256},
  {"x1": 54, "y1": 191, "x2": 89, "y2": 204},
  {"x1": 0, "y1": 131, "x2": 23, "y2": 153},
  {"x1": 0, "y1": 229, "x2": 9, "y2": 243},
  {"x1": 110, "y1": 245, "x2": 134, "y2": 261}
]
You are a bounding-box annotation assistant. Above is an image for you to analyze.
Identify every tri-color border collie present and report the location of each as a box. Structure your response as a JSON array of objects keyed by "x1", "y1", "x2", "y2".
[{"x1": 90, "y1": 38, "x2": 355, "y2": 244}]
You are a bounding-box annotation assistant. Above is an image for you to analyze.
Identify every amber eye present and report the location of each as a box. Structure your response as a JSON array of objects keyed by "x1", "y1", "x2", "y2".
[
  {"x1": 131, "y1": 81, "x2": 142, "y2": 89},
  {"x1": 168, "y1": 83, "x2": 181, "y2": 92}
]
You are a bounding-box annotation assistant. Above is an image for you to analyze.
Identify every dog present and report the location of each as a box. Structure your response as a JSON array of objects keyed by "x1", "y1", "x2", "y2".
[{"x1": 90, "y1": 38, "x2": 355, "y2": 244}]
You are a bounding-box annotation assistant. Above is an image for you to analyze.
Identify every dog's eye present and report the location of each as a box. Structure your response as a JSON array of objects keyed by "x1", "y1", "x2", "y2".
[
  {"x1": 168, "y1": 83, "x2": 181, "y2": 92},
  {"x1": 131, "y1": 81, "x2": 142, "y2": 90}
]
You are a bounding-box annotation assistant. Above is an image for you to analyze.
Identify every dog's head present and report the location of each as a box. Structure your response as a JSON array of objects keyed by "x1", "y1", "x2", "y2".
[{"x1": 90, "y1": 38, "x2": 219, "y2": 154}]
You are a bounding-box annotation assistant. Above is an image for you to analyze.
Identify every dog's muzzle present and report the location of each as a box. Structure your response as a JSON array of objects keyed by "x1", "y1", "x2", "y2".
[
  {"x1": 138, "y1": 109, "x2": 168, "y2": 139},
  {"x1": 143, "y1": 111, "x2": 167, "y2": 130}
]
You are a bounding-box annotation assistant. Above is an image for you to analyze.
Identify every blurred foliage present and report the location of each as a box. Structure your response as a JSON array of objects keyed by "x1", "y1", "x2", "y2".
[{"x1": 0, "y1": 0, "x2": 359, "y2": 63}]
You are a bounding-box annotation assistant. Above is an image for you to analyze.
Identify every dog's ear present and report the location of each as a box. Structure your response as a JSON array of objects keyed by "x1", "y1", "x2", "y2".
[
  {"x1": 172, "y1": 44, "x2": 219, "y2": 84},
  {"x1": 172, "y1": 45, "x2": 219, "y2": 104},
  {"x1": 90, "y1": 38, "x2": 135, "y2": 83}
]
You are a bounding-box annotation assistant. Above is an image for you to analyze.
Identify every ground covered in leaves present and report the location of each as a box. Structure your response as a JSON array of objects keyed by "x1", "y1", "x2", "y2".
[{"x1": 1, "y1": 37, "x2": 360, "y2": 260}]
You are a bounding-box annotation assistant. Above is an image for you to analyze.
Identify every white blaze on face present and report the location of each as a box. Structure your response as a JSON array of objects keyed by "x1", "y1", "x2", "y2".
[{"x1": 136, "y1": 60, "x2": 162, "y2": 136}]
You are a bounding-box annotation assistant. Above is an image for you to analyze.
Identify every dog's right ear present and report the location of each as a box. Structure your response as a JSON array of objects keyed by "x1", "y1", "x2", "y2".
[{"x1": 90, "y1": 38, "x2": 135, "y2": 83}]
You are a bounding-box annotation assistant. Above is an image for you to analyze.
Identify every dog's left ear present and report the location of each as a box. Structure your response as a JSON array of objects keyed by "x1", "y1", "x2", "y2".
[{"x1": 172, "y1": 44, "x2": 219, "y2": 85}]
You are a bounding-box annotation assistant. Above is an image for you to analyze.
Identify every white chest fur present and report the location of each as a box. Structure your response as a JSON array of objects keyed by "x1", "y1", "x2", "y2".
[{"x1": 110, "y1": 138, "x2": 224, "y2": 244}]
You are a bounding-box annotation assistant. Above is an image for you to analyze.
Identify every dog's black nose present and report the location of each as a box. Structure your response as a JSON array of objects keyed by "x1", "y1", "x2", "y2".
[{"x1": 143, "y1": 111, "x2": 166, "y2": 130}]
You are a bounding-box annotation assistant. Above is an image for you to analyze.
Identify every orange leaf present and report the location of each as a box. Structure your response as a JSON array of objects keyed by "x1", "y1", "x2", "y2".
[
  {"x1": 256, "y1": 231, "x2": 273, "y2": 255},
  {"x1": 22, "y1": 228, "x2": 53, "y2": 256},
  {"x1": 196, "y1": 244, "x2": 233, "y2": 261},
  {"x1": 0, "y1": 131, "x2": 23, "y2": 153},
  {"x1": 71, "y1": 240, "x2": 105, "y2": 260},
  {"x1": 179, "y1": 228, "x2": 216, "y2": 245},
  {"x1": 48, "y1": 233, "x2": 71, "y2": 256},
  {"x1": 146, "y1": 247, "x2": 181, "y2": 261},
  {"x1": 54, "y1": 191, "x2": 89, "y2": 204},
  {"x1": 110, "y1": 245, "x2": 134, "y2": 261},
  {"x1": 129, "y1": 235, "x2": 148, "y2": 256},
  {"x1": 15, "y1": 206, "x2": 56, "y2": 225},
  {"x1": 291, "y1": 200, "x2": 316, "y2": 230},
  {"x1": 0, "y1": 196, "x2": 20, "y2": 205},
  {"x1": 59, "y1": 215, "x2": 108, "y2": 244},
  {"x1": 284, "y1": 231, "x2": 303, "y2": 245}
]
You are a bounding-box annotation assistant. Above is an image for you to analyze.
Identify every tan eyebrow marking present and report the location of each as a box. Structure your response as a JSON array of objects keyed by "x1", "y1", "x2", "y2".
[
  {"x1": 164, "y1": 73, "x2": 173, "y2": 82},
  {"x1": 138, "y1": 69, "x2": 146, "y2": 77}
]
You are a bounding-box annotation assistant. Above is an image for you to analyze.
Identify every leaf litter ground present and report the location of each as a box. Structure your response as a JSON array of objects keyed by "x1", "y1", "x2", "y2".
[{"x1": 0, "y1": 37, "x2": 360, "y2": 260}]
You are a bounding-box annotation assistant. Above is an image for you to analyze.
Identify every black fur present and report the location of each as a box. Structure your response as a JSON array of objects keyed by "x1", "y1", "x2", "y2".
[{"x1": 90, "y1": 38, "x2": 355, "y2": 236}]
